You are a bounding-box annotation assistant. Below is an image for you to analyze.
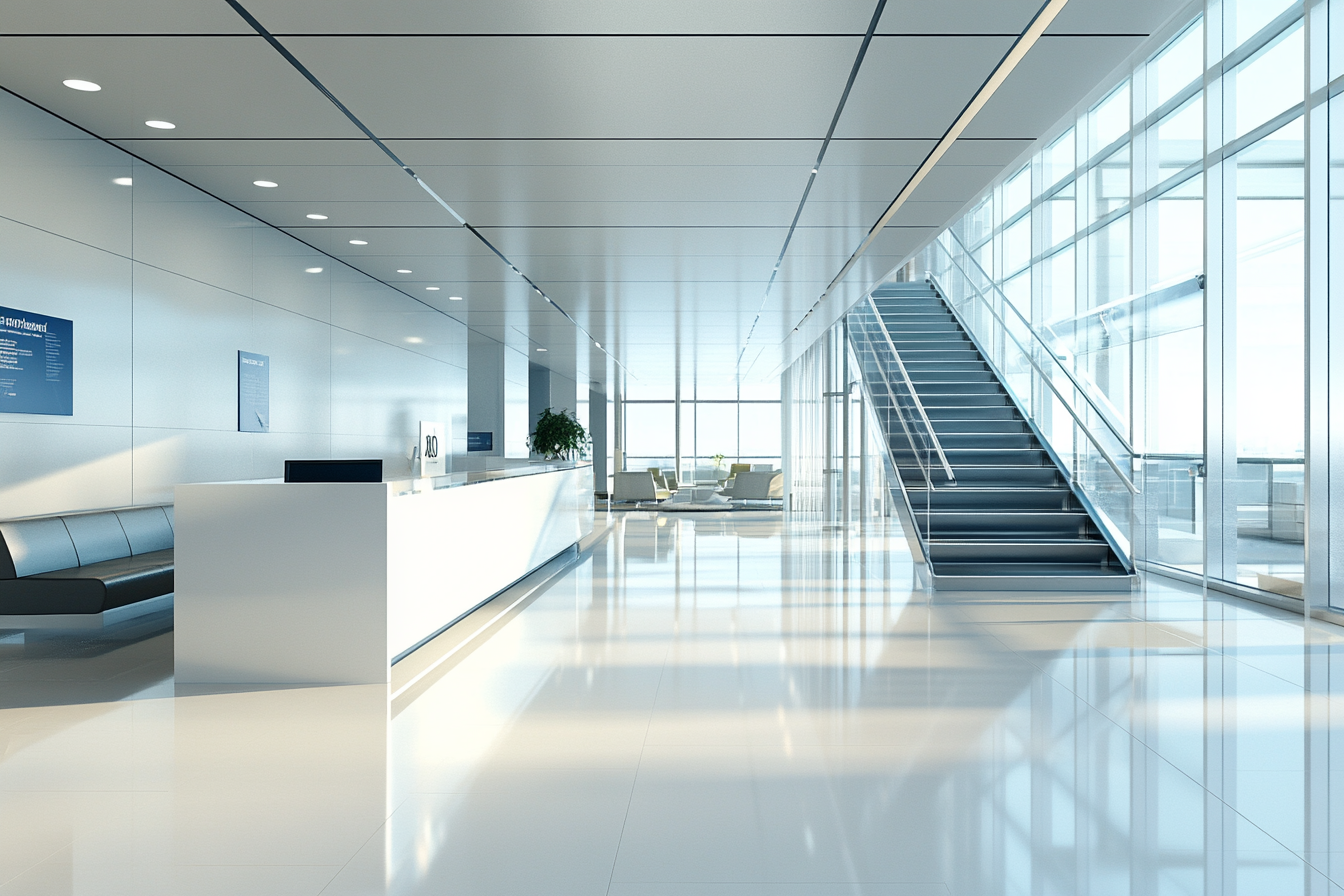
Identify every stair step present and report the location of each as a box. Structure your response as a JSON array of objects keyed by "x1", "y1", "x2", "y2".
[
  {"x1": 924, "y1": 405, "x2": 1021, "y2": 420},
  {"x1": 914, "y1": 487, "x2": 1078, "y2": 511},
  {"x1": 930, "y1": 419, "x2": 1029, "y2": 433},
  {"x1": 891, "y1": 447, "x2": 1051, "y2": 466},
  {"x1": 907, "y1": 370, "x2": 997, "y2": 383},
  {"x1": 927, "y1": 540, "x2": 1115, "y2": 563},
  {"x1": 899, "y1": 465, "x2": 1065, "y2": 486},
  {"x1": 934, "y1": 433, "x2": 1038, "y2": 449},
  {"x1": 916, "y1": 393, "x2": 1011, "y2": 407},
  {"x1": 914, "y1": 511, "x2": 1096, "y2": 538}
]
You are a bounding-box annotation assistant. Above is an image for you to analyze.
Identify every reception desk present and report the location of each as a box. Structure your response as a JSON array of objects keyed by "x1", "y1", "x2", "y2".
[{"x1": 174, "y1": 462, "x2": 593, "y2": 685}]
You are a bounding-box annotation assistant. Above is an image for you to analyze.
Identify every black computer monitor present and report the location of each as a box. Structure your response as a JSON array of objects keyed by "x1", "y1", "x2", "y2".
[{"x1": 283, "y1": 459, "x2": 383, "y2": 483}]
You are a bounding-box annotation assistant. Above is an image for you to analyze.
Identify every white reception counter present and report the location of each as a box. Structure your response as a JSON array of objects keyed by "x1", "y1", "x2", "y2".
[{"x1": 174, "y1": 462, "x2": 593, "y2": 685}]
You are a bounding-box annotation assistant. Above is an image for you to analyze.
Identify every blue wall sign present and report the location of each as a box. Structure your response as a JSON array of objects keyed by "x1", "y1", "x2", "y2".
[
  {"x1": 467, "y1": 431, "x2": 494, "y2": 452},
  {"x1": 0, "y1": 306, "x2": 73, "y2": 416},
  {"x1": 238, "y1": 351, "x2": 270, "y2": 432}
]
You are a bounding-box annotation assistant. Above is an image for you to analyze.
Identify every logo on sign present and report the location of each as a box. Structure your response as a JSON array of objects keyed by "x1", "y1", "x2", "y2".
[{"x1": 424, "y1": 435, "x2": 438, "y2": 459}]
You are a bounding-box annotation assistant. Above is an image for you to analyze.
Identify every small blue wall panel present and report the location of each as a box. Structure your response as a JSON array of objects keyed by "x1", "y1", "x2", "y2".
[
  {"x1": 238, "y1": 351, "x2": 270, "y2": 433},
  {"x1": 0, "y1": 305, "x2": 73, "y2": 416},
  {"x1": 467, "y1": 431, "x2": 494, "y2": 452}
]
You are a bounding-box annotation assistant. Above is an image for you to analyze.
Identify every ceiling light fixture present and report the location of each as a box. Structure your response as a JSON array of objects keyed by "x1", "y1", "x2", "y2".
[
  {"x1": 63, "y1": 79, "x2": 101, "y2": 92},
  {"x1": 144, "y1": 120, "x2": 175, "y2": 130},
  {"x1": 426, "y1": 286, "x2": 440, "y2": 291},
  {"x1": 306, "y1": 214, "x2": 328, "y2": 220},
  {"x1": 405, "y1": 337, "x2": 424, "y2": 344},
  {"x1": 536, "y1": 348, "x2": 547, "y2": 352},
  {"x1": 349, "y1": 239, "x2": 368, "y2": 245},
  {"x1": 305, "y1": 267, "x2": 323, "y2": 273},
  {"x1": 112, "y1": 177, "x2": 133, "y2": 186},
  {"x1": 595, "y1": 342, "x2": 601, "y2": 348},
  {"x1": 253, "y1": 180, "x2": 278, "y2": 188},
  {"x1": 811, "y1": 168, "x2": 818, "y2": 174},
  {"x1": 396, "y1": 269, "x2": 412, "y2": 274},
  {"x1": 448, "y1": 296, "x2": 463, "y2": 301}
]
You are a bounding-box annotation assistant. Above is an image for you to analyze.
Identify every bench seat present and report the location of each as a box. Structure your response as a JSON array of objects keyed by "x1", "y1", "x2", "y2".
[{"x1": 0, "y1": 506, "x2": 174, "y2": 617}]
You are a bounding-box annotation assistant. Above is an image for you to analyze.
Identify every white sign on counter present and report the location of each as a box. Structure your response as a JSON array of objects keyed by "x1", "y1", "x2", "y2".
[{"x1": 419, "y1": 420, "x2": 446, "y2": 477}]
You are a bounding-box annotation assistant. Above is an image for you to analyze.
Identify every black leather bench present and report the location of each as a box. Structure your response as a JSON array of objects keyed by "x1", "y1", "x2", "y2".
[{"x1": 0, "y1": 506, "x2": 174, "y2": 615}]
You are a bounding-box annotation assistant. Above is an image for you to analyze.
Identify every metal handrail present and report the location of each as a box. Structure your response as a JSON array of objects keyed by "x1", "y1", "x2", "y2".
[
  {"x1": 926, "y1": 271, "x2": 1139, "y2": 496},
  {"x1": 940, "y1": 229, "x2": 1136, "y2": 455},
  {"x1": 864, "y1": 295, "x2": 956, "y2": 485},
  {"x1": 847, "y1": 309, "x2": 946, "y2": 495}
]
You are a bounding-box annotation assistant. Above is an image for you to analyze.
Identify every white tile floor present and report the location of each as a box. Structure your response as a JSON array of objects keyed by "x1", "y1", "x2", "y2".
[{"x1": 3, "y1": 511, "x2": 1344, "y2": 894}]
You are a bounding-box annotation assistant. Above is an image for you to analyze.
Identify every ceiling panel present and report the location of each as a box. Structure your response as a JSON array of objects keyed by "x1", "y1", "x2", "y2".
[
  {"x1": 875, "y1": 0, "x2": 1057, "y2": 33},
  {"x1": 288, "y1": 36, "x2": 860, "y2": 139},
  {"x1": 834, "y1": 36, "x2": 1016, "y2": 139},
  {"x1": 245, "y1": 0, "x2": 885, "y2": 35},
  {"x1": 2, "y1": 0, "x2": 247, "y2": 33},
  {"x1": 1047, "y1": 0, "x2": 1183, "y2": 35},
  {"x1": 386, "y1": 139, "x2": 821, "y2": 168},
  {"x1": 0, "y1": 37, "x2": 361, "y2": 138},
  {"x1": 477, "y1": 226, "x2": 787, "y2": 260},
  {"x1": 961, "y1": 35, "x2": 1148, "y2": 139}
]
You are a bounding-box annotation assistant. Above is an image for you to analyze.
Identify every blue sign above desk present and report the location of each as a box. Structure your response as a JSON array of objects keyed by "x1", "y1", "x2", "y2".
[{"x1": 0, "y1": 306, "x2": 73, "y2": 416}]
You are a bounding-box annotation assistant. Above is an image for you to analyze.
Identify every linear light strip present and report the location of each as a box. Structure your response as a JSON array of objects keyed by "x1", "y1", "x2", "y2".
[
  {"x1": 736, "y1": 0, "x2": 888, "y2": 366},
  {"x1": 793, "y1": 0, "x2": 1072, "y2": 333},
  {"x1": 224, "y1": 0, "x2": 624, "y2": 374}
]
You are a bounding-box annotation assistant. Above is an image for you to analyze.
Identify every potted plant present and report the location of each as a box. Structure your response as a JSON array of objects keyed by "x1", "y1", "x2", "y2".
[{"x1": 528, "y1": 407, "x2": 590, "y2": 461}]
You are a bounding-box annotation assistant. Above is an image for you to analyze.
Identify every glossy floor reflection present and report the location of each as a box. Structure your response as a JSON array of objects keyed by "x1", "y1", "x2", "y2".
[{"x1": 3, "y1": 512, "x2": 1344, "y2": 894}]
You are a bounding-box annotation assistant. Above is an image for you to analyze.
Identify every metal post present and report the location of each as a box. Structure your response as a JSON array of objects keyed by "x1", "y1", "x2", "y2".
[
  {"x1": 841, "y1": 320, "x2": 852, "y2": 524},
  {"x1": 613, "y1": 370, "x2": 625, "y2": 473}
]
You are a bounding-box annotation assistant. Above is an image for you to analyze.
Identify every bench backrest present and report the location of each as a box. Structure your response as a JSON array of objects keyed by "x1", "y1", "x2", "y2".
[
  {"x1": 0, "y1": 506, "x2": 174, "y2": 579},
  {"x1": 731, "y1": 471, "x2": 783, "y2": 500}
]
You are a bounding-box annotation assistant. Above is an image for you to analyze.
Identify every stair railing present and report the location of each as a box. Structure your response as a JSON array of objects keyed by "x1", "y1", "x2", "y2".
[
  {"x1": 865, "y1": 295, "x2": 956, "y2": 486},
  {"x1": 846, "y1": 301, "x2": 955, "y2": 488},
  {"x1": 918, "y1": 231, "x2": 1139, "y2": 566},
  {"x1": 843, "y1": 317, "x2": 938, "y2": 569}
]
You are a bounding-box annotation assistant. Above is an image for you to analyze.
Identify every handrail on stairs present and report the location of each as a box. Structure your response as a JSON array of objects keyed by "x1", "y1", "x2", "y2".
[
  {"x1": 939, "y1": 229, "x2": 1137, "y2": 457},
  {"x1": 861, "y1": 295, "x2": 957, "y2": 486},
  {"x1": 923, "y1": 258, "x2": 1138, "y2": 496}
]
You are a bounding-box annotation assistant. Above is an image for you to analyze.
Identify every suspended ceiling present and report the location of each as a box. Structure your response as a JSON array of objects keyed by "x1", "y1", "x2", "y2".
[{"x1": 0, "y1": 0, "x2": 1182, "y2": 392}]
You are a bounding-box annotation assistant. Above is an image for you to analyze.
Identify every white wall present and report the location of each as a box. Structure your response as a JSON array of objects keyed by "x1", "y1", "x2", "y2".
[
  {"x1": 503, "y1": 345, "x2": 529, "y2": 459},
  {"x1": 0, "y1": 89, "x2": 467, "y2": 518},
  {"x1": 467, "y1": 331, "x2": 504, "y2": 457}
]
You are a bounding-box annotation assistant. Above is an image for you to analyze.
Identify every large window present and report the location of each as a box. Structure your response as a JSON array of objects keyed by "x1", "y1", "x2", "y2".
[{"x1": 623, "y1": 381, "x2": 781, "y2": 479}]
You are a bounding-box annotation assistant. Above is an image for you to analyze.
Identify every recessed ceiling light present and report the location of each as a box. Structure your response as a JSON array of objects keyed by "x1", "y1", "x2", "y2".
[
  {"x1": 405, "y1": 337, "x2": 424, "y2": 344},
  {"x1": 253, "y1": 180, "x2": 278, "y2": 188},
  {"x1": 595, "y1": 342, "x2": 601, "y2": 348},
  {"x1": 396, "y1": 269, "x2": 412, "y2": 273},
  {"x1": 536, "y1": 347, "x2": 547, "y2": 352},
  {"x1": 811, "y1": 168, "x2": 818, "y2": 174},
  {"x1": 448, "y1": 296, "x2": 463, "y2": 301},
  {"x1": 144, "y1": 120, "x2": 175, "y2": 130},
  {"x1": 426, "y1": 286, "x2": 440, "y2": 291},
  {"x1": 305, "y1": 267, "x2": 323, "y2": 274},
  {"x1": 349, "y1": 239, "x2": 368, "y2": 245},
  {"x1": 63, "y1": 79, "x2": 101, "y2": 92},
  {"x1": 306, "y1": 214, "x2": 328, "y2": 220},
  {"x1": 112, "y1": 177, "x2": 133, "y2": 186}
]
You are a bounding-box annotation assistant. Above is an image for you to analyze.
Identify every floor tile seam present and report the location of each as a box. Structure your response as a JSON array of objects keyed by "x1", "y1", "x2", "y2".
[
  {"x1": 1116, "y1": 602, "x2": 1314, "y2": 694},
  {"x1": 603, "y1": 634, "x2": 673, "y2": 896},
  {"x1": 969, "y1": 612, "x2": 1336, "y2": 884},
  {"x1": 0, "y1": 838, "x2": 74, "y2": 888},
  {"x1": 312, "y1": 792, "x2": 411, "y2": 896}
]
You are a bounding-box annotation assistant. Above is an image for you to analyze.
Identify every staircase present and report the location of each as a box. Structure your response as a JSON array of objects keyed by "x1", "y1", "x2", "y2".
[{"x1": 853, "y1": 281, "x2": 1134, "y2": 591}]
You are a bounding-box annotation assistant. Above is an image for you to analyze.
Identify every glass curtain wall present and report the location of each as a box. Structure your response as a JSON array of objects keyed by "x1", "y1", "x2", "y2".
[
  {"x1": 621, "y1": 382, "x2": 782, "y2": 483},
  {"x1": 886, "y1": 0, "x2": 1342, "y2": 607}
]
